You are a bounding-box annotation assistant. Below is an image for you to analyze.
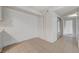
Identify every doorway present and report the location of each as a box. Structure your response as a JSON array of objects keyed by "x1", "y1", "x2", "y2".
[
  {"x1": 63, "y1": 19, "x2": 73, "y2": 37},
  {"x1": 57, "y1": 17, "x2": 63, "y2": 39}
]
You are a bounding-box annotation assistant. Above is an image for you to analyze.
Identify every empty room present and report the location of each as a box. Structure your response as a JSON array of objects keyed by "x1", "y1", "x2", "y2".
[{"x1": 0, "y1": 6, "x2": 79, "y2": 53}]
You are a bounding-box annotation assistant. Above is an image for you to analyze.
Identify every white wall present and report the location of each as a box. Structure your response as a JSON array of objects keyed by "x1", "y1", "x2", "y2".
[
  {"x1": 76, "y1": 12, "x2": 79, "y2": 48},
  {"x1": 0, "y1": 7, "x2": 39, "y2": 47},
  {"x1": 0, "y1": 7, "x2": 58, "y2": 47},
  {"x1": 0, "y1": 7, "x2": 2, "y2": 21},
  {"x1": 76, "y1": 12, "x2": 79, "y2": 39},
  {"x1": 38, "y1": 10, "x2": 58, "y2": 43}
]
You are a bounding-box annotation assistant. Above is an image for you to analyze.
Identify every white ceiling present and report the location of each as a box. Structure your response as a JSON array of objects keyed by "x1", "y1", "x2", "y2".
[
  {"x1": 7, "y1": 6, "x2": 79, "y2": 17},
  {"x1": 27, "y1": 6, "x2": 63, "y2": 13},
  {"x1": 27, "y1": 6, "x2": 79, "y2": 17},
  {"x1": 54, "y1": 6, "x2": 78, "y2": 17},
  {"x1": 27, "y1": 6, "x2": 49, "y2": 12}
]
